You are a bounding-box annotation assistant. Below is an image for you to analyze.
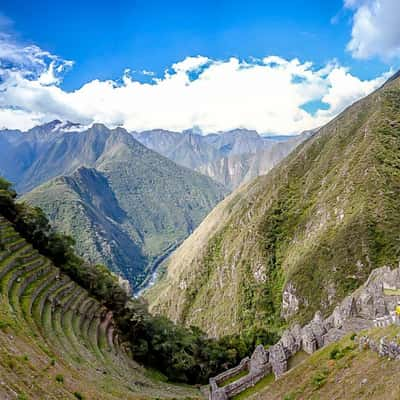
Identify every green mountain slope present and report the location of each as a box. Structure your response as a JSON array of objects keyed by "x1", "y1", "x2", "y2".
[
  {"x1": 0, "y1": 216, "x2": 200, "y2": 399},
  {"x1": 148, "y1": 72, "x2": 400, "y2": 337},
  {"x1": 19, "y1": 125, "x2": 226, "y2": 288}
]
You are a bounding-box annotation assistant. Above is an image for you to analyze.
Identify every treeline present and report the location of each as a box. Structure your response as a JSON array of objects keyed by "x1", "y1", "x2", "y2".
[{"x1": 0, "y1": 177, "x2": 278, "y2": 383}]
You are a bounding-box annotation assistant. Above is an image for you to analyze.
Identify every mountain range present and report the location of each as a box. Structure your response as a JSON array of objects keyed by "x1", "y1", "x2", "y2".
[
  {"x1": 147, "y1": 72, "x2": 400, "y2": 338},
  {"x1": 0, "y1": 122, "x2": 227, "y2": 287},
  {"x1": 133, "y1": 129, "x2": 308, "y2": 190}
]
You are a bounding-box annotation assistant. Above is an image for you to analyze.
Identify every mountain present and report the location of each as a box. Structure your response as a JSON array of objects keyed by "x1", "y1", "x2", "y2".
[
  {"x1": 133, "y1": 129, "x2": 221, "y2": 169},
  {"x1": 197, "y1": 134, "x2": 307, "y2": 190},
  {"x1": 202, "y1": 128, "x2": 271, "y2": 156},
  {"x1": 133, "y1": 128, "x2": 307, "y2": 189},
  {"x1": 0, "y1": 123, "x2": 226, "y2": 287},
  {"x1": 147, "y1": 72, "x2": 400, "y2": 337}
]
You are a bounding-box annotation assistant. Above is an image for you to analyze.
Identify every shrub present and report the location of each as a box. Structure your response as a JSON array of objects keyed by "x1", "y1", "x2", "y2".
[
  {"x1": 329, "y1": 347, "x2": 343, "y2": 360},
  {"x1": 55, "y1": 374, "x2": 64, "y2": 384},
  {"x1": 283, "y1": 394, "x2": 296, "y2": 400},
  {"x1": 312, "y1": 369, "x2": 329, "y2": 389},
  {"x1": 73, "y1": 392, "x2": 85, "y2": 400}
]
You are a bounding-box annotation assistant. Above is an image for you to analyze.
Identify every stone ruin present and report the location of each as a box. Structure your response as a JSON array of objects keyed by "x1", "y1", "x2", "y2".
[
  {"x1": 209, "y1": 266, "x2": 400, "y2": 400},
  {"x1": 357, "y1": 335, "x2": 400, "y2": 360},
  {"x1": 209, "y1": 347, "x2": 271, "y2": 400}
]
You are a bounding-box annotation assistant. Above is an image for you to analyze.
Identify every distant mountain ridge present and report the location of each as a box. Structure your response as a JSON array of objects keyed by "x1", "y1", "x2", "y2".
[
  {"x1": 133, "y1": 128, "x2": 308, "y2": 189},
  {"x1": 0, "y1": 123, "x2": 227, "y2": 287}
]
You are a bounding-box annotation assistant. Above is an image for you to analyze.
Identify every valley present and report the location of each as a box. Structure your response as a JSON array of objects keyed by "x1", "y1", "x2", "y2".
[
  {"x1": 1, "y1": 3, "x2": 400, "y2": 397},
  {"x1": 0, "y1": 123, "x2": 227, "y2": 288}
]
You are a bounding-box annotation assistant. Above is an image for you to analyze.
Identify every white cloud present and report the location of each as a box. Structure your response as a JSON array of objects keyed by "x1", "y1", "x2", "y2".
[
  {"x1": 0, "y1": 35, "x2": 390, "y2": 133},
  {"x1": 171, "y1": 56, "x2": 210, "y2": 73},
  {"x1": 345, "y1": 0, "x2": 400, "y2": 59}
]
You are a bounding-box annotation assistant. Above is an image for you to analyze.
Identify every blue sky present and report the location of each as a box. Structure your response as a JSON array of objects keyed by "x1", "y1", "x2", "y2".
[
  {"x1": 0, "y1": 0, "x2": 399, "y2": 133},
  {"x1": 1, "y1": 0, "x2": 390, "y2": 89}
]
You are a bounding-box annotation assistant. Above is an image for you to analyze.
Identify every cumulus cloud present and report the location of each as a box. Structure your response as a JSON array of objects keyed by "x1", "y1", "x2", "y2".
[
  {"x1": 345, "y1": 0, "x2": 400, "y2": 59},
  {"x1": 0, "y1": 35, "x2": 390, "y2": 133}
]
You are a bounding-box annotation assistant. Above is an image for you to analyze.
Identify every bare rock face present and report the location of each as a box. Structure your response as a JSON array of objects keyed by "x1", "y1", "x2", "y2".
[
  {"x1": 281, "y1": 282, "x2": 300, "y2": 320},
  {"x1": 249, "y1": 344, "x2": 269, "y2": 373}
]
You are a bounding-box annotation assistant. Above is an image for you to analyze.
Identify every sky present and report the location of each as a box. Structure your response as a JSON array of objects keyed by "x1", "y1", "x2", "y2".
[{"x1": 0, "y1": 0, "x2": 400, "y2": 134}]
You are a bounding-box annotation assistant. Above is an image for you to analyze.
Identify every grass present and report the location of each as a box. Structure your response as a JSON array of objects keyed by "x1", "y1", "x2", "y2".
[
  {"x1": 218, "y1": 369, "x2": 249, "y2": 387},
  {"x1": 232, "y1": 373, "x2": 275, "y2": 400},
  {"x1": 287, "y1": 350, "x2": 309, "y2": 370},
  {"x1": 383, "y1": 288, "x2": 400, "y2": 296}
]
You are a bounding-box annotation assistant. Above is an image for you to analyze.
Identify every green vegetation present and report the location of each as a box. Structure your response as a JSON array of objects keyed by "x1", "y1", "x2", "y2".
[
  {"x1": 232, "y1": 373, "x2": 274, "y2": 399},
  {"x1": 0, "y1": 203, "x2": 200, "y2": 399},
  {"x1": 149, "y1": 72, "x2": 400, "y2": 337},
  {"x1": 0, "y1": 177, "x2": 258, "y2": 384},
  {"x1": 311, "y1": 368, "x2": 329, "y2": 389}
]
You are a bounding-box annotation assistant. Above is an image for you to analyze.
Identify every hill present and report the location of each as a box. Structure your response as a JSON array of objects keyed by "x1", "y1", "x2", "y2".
[
  {"x1": 0, "y1": 123, "x2": 227, "y2": 288},
  {"x1": 147, "y1": 72, "x2": 400, "y2": 338}
]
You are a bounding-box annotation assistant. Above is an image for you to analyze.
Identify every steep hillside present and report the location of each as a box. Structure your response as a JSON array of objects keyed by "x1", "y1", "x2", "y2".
[
  {"x1": 0, "y1": 217, "x2": 200, "y2": 399},
  {"x1": 148, "y1": 72, "x2": 400, "y2": 337},
  {"x1": 3, "y1": 124, "x2": 226, "y2": 287},
  {"x1": 22, "y1": 167, "x2": 146, "y2": 283}
]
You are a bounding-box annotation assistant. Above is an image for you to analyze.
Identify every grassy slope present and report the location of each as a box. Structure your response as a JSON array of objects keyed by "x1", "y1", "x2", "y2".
[
  {"x1": 148, "y1": 74, "x2": 400, "y2": 337},
  {"x1": 0, "y1": 217, "x2": 200, "y2": 400},
  {"x1": 249, "y1": 327, "x2": 400, "y2": 400}
]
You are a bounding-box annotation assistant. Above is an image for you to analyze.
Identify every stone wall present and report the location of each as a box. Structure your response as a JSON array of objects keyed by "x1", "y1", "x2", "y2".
[
  {"x1": 209, "y1": 346, "x2": 271, "y2": 400},
  {"x1": 357, "y1": 335, "x2": 400, "y2": 360},
  {"x1": 209, "y1": 266, "x2": 400, "y2": 399}
]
